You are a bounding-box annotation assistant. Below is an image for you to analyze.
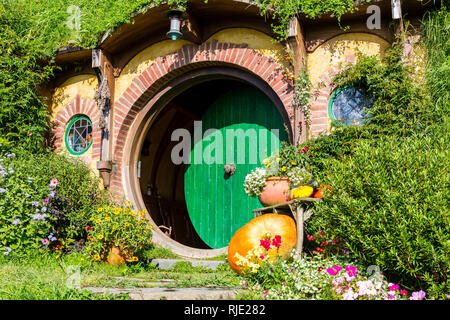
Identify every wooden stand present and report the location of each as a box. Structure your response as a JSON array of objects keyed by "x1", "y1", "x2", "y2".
[{"x1": 252, "y1": 198, "x2": 321, "y2": 259}]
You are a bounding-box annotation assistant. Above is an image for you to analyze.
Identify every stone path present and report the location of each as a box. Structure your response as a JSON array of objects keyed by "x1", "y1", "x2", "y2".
[
  {"x1": 84, "y1": 286, "x2": 238, "y2": 300},
  {"x1": 83, "y1": 258, "x2": 241, "y2": 300}
]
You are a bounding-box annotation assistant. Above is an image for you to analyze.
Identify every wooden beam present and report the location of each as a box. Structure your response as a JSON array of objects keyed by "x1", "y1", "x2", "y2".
[{"x1": 181, "y1": 8, "x2": 202, "y2": 44}]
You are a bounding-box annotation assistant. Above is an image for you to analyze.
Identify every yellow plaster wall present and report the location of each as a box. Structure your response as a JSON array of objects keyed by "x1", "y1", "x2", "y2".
[
  {"x1": 307, "y1": 33, "x2": 390, "y2": 86},
  {"x1": 115, "y1": 39, "x2": 194, "y2": 102},
  {"x1": 51, "y1": 74, "x2": 99, "y2": 171},
  {"x1": 51, "y1": 74, "x2": 98, "y2": 120},
  {"x1": 206, "y1": 28, "x2": 290, "y2": 70},
  {"x1": 115, "y1": 28, "x2": 290, "y2": 102}
]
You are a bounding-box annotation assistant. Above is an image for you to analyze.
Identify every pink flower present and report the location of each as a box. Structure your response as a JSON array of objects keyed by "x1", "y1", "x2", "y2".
[
  {"x1": 42, "y1": 238, "x2": 48, "y2": 245},
  {"x1": 332, "y1": 276, "x2": 344, "y2": 287},
  {"x1": 388, "y1": 283, "x2": 400, "y2": 292},
  {"x1": 318, "y1": 230, "x2": 325, "y2": 236},
  {"x1": 345, "y1": 265, "x2": 358, "y2": 280},
  {"x1": 260, "y1": 239, "x2": 271, "y2": 251},
  {"x1": 49, "y1": 179, "x2": 58, "y2": 188},
  {"x1": 326, "y1": 265, "x2": 343, "y2": 276},
  {"x1": 410, "y1": 290, "x2": 426, "y2": 300},
  {"x1": 356, "y1": 280, "x2": 377, "y2": 297},
  {"x1": 259, "y1": 255, "x2": 265, "y2": 260},
  {"x1": 342, "y1": 287, "x2": 358, "y2": 300},
  {"x1": 307, "y1": 235, "x2": 314, "y2": 241},
  {"x1": 271, "y1": 235, "x2": 282, "y2": 248},
  {"x1": 262, "y1": 290, "x2": 268, "y2": 298},
  {"x1": 400, "y1": 289, "x2": 408, "y2": 296},
  {"x1": 44, "y1": 198, "x2": 49, "y2": 204},
  {"x1": 387, "y1": 291, "x2": 397, "y2": 300}
]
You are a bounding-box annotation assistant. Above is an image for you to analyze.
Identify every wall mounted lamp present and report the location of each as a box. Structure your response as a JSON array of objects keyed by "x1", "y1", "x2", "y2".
[{"x1": 167, "y1": 9, "x2": 184, "y2": 40}]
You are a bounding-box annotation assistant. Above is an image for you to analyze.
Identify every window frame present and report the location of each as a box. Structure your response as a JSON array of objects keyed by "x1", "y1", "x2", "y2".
[
  {"x1": 65, "y1": 115, "x2": 93, "y2": 156},
  {"x1": 328, "y1": 86, "x2": 372, "y2": 125}
]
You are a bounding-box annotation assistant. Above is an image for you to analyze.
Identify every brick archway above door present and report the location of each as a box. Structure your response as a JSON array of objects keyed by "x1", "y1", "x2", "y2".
[{"x1": 111, "y1": 40, "x2": 296, "y2": 193}]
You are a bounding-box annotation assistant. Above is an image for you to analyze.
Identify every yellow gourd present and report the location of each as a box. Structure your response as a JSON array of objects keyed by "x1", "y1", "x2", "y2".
[{"x1": 290, "y1": 185, "x2": 314, "y2": 199}]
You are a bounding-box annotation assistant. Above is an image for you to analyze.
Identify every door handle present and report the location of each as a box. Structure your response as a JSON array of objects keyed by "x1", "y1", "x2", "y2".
[{"x1": 224, "y1": 163, "x2": 236, "y2": 176}]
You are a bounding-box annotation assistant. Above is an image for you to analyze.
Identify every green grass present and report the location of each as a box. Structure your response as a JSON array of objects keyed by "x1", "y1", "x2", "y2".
[{"x1": 0, "y1": 249, "x2": 241, "y2": 300}]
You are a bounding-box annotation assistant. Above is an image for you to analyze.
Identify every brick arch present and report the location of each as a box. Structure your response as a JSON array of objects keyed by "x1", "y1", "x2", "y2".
[
  {"x1": 111, "y1": 40, "x2": 295, "y2": 192},
  {"x1": 309, "y1": 55, "x2": 357, "y2": 137},
  {"x1": 53, "y1": 95, "x2": 101, "y2": 161}
]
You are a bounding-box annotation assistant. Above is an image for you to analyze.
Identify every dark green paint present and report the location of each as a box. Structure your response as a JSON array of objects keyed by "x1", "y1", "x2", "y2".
[{"x1": 184, "y1": 86, "x2": 288, "y2": 249}]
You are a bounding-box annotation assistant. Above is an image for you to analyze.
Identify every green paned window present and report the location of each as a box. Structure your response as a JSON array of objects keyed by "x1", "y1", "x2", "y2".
[
  {"x1": 65, "y1": 115, "x2": 93, "y2": 155},
  {"x1": 328, "y1": 87, "x2": 373, "y2": 125}
]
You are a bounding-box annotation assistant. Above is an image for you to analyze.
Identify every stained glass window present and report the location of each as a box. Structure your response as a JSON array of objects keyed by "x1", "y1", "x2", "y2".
[
  {"x1": 329, "y1": 87, "x2": 373, "y2": 125},
  {"x1": 65, "y1": 116, "x2": 93, "y2": 155}
]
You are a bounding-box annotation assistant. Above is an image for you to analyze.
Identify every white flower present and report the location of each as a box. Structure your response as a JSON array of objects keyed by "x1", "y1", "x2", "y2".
[{"x1": 244, "y1": 168, "x2": 267, "y2": 197}]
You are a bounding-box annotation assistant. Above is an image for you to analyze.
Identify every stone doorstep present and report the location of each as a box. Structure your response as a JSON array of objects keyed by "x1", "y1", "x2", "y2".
[
  {"x1": 148, "y1": 258, "x2": 226, "y2": 270},
  {"x1": 83, "y1": 286, "x2": 238, "y2": 300}
]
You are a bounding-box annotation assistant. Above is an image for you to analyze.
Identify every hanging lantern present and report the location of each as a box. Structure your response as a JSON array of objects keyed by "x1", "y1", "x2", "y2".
[{"x1": 166, "y1": 9, "x2": 183, "y2": 41}]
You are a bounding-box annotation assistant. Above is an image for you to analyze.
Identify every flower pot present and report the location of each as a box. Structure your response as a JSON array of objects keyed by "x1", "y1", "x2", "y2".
[
  {"x1": 106, "y1": 246, "x2": 126, "y2": 266},
  {"x1": 258, "y1": 177, "x2": 290, "y2": 207}
]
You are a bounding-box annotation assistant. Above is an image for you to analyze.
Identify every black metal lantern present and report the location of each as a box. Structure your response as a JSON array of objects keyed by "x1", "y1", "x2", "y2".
[{"x1": 166, "y1": 9, "x2": 183, "y2": 41}]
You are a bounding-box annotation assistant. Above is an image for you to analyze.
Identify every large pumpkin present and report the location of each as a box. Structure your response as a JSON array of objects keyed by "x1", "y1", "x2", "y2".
[{"x1": 228, "y1": 214, "x2": 297, "y2": 274}]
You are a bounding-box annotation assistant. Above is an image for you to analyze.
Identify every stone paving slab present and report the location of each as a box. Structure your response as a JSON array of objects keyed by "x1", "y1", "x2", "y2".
[
  {"x1": 148, "y1": 258, "x2": 226, "y2": 270},
  {"x1": 84, "y1": 286, "x2": 238, "y2": 300}
]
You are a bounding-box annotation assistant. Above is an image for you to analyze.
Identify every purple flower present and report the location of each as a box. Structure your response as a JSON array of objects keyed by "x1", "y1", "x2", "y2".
[
  {"x1": 3, "y1": 247, "x2": 11, "y2": 255},
  {"x1": 49, "y1": 191, "x2": 56, "y2": 198},
  {"x1": 31, "y1": 201, "x2": 39, "y2": 207},
  {"x1": 410, "y1": 290, "x2": 426, "y2": 300},
  {"x1": 0, "y1": 187, "x2": 6, "y2": 193},
  {"x1": 12, "y1": 219, "x2": 20, "y2": 225},
  {"x1": 41, "y1": 206, "x2": 47, "y2": 212}
]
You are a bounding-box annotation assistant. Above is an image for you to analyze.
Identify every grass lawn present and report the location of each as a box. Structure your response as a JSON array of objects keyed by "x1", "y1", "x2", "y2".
[{"x1": 0, "y1": 248, "x2": 241, "y2": 300}]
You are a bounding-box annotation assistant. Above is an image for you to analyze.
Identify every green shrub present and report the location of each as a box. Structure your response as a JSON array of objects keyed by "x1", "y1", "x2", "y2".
[
  {"x1": 307, "y1": 131, "x2": 449, "y2": 298},
  {"x1": 302, "y1": 11, "x2": 449, "y2": 298},
  {"x1": 0, "y1": 148, "x2": 110, "y2": 256}
]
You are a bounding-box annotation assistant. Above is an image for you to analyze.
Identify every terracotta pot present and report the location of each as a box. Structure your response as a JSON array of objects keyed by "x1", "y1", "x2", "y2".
[
  {"x1": 258, "y1": 177, "x2": 290, "y2": 207},
  {"x1": 106, "y1": 246, "x2": 126, "y2": 266}
]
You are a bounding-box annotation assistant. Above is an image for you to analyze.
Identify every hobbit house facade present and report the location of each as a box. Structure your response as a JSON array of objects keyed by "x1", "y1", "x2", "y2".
[{"x1": 44, "y1": 0, "x2": 429, "y2": 257}]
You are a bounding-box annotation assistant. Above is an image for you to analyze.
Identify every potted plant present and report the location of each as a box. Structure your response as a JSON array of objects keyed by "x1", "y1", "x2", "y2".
[
  {"x1": 244, "y1": 142, "x2": 314, "y2": 206},
  {"x1": 84, "y1": 203, "x2": 153, "y2": 265}
]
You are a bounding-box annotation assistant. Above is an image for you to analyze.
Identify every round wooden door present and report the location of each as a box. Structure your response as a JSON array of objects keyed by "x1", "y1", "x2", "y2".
[{"x1": 184, "y1": 86, "x2": 288, "y2": 249}]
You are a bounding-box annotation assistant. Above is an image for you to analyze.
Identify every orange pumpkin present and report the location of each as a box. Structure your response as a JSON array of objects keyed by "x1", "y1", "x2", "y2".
[{"x1": 227, "y1": 214, "x2": 297, "y2": 274}]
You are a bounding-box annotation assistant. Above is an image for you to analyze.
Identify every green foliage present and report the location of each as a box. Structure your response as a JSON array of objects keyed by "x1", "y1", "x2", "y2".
[
  {"x1": 309, "y1": 132, "x2": 449, "y2": 297},
  {"x1": 254, "y1": 0, "x2": 362, "y2": 40},
  {"x1": 421, "y1": 6, "x2": 450, "y2": 114},
  {"x1": 0, "y1": 148, "x2": 110, "y2": 256}
]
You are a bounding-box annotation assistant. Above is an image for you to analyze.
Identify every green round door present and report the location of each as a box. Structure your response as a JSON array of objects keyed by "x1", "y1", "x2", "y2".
[{"x1": 184, "y1": 86, "x2": 288, "y2": 249}]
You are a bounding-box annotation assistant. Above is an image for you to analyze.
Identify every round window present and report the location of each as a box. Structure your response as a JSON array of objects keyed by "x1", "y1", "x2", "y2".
[
  {"x1": 328, "y1": 87, "x2": 373, "y2": 125},
  {"x1": 65, "y1": 115, "x2": 93, "y2": 155}
]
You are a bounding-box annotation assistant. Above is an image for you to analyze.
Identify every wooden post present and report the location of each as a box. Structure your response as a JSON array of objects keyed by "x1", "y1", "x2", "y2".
[
  {"x1": 92, "y1": 49, "x2": 115, "y2": 188},
  {"x1": 287, "y1": 16, "x2": 308, "y2": 145},
  {"x1": 295, "y1": 205, "x2": 304, "y2": 259}
]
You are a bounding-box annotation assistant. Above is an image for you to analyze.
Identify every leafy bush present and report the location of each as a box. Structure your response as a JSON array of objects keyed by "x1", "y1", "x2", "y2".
[
  {"x1": 84, "y1": 205, "x2": 153, "y2": 263},
  {"x1": 308, "y1": 132, "x2": 449, "y2": 297},
  {"x1": 301, "y1": 10, "x2": 450, "y2": 298},
  {"x1": 0, "y1": 148, "x2": 110, "y2": 256}
]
